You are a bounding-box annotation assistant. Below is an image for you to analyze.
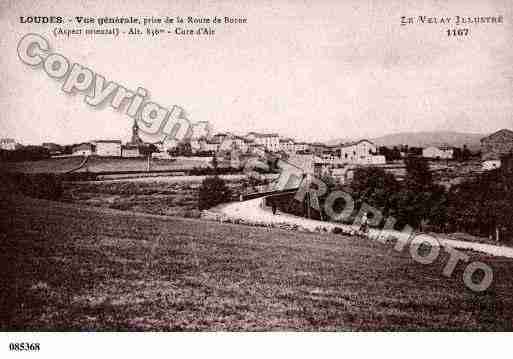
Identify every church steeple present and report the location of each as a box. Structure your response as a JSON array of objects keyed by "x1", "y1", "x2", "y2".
[{"x1": 131, "y1": 119, "x2": 142, "y2": 145}]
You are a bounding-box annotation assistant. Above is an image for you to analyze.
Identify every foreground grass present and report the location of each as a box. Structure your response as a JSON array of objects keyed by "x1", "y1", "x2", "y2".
[
  {"x1": 1, "y1": 195, "x2": 513, "y2": 331},
  {"x1": 61, "y1": 181, "x2": 202, "y2": 218},
  {"x1": 0, "y1": 157, "x2": 85, "y2": 173},
  {"x1": 61, "y1": 179, "x2": 248, "y2": 218}
]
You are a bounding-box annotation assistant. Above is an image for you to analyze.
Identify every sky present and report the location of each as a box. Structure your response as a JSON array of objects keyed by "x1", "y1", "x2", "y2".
[{"x1": 1, "y1": 0, "x2": 512, "y2": 145}]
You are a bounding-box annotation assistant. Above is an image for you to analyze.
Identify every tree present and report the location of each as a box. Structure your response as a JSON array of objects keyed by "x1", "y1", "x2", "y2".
[
  {"x1": 462, "y1": 145, "x2": 472, "y2": 161},
  {"x1": 198, "y1": 175, "x2": 232, "y2": 210},
  {"x1": 398, "y1": 157, "x2": 448, "y2": 230},
  {"x1": 404, "y1": 157, "x2": 433, "y2": 192},
  {"x1": 168, "y1": 141, "x2": 192, "y2": 157},
  {"x1": 138, "y1": 143, "x2": 159, "y2": 157},
  {"x1": 379, "y1": 146, "x2": 401, "y2": 161},
  {"x1": 1, "y1": 146, "x2": 50, "y2": 162},
  {"x1": 447, "y1": 169, "x2": 513, "y2": 240},
  {"x1": 138, "y1": 143, "x2": 159, "y2": 171},
  {"x1": 211, "y1": 153, "x2": 218, "y2": 171},
  {"x1": 350, "y1": 166, "x2": 402, "y2": 222}
]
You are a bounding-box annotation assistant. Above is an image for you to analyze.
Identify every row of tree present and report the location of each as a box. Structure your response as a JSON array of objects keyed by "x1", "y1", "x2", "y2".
[
  {"x1": 0, "y1": 147, "x2": 51, "y2": 162},
  {"x1": 378, "y1": 145, "x2": 474, "y2": 162},
  {"x1": 319, "y1": 158, "x2": 512, "y2": 241}
]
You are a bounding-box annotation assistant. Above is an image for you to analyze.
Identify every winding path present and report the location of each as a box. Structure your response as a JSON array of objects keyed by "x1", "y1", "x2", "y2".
[{"x1": 215, "y1": 197, "x2": 513, "y2": 259}]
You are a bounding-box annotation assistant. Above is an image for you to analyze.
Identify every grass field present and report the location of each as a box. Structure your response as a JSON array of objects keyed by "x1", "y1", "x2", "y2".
[
  {"x1": 0, "y1": 156, "x2": 210, "y2": 174},
  {"x1": 0, "y1": 157, "x2": 86, "y2": 173},
  {"x1": 62, "y1": 180, "x2": 202, "y2": 218},
  {"x1": 2, "y1": 194, "x2": 513, "y2": 331},
  {"x1": 61, "y1": 178, "x2": 246, "y2": 218}
]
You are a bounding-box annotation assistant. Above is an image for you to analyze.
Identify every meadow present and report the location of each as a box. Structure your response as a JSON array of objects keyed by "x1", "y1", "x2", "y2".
[
  {"x1": 61, "y1": 178, "x2": 247, "y2": 218},
  {"x1": 0, "y1": 156, "x2": 210, "y2": 174},
  {"x1": 2, "y1": 193, "x2": 513, "y2": 330}
]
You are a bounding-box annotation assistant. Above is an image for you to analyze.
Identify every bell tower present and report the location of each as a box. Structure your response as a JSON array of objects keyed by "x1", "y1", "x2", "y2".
[{"x1": 131, "y1": 119, "x2": 142, "y2": 145}]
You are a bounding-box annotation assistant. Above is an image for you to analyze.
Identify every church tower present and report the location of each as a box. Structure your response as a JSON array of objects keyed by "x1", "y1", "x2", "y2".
[{"x1": 131, "y1": 119, "x2": 142, "y2": 145}]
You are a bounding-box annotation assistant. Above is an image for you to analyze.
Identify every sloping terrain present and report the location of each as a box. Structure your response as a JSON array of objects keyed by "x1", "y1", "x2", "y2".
[
  {"x1": 0, "y1": 156, "x2": 209, "y2": 174},
  {"x1": 372, "y1": 131, "x2": 484, "y2": 151},
  {"x1": 0, "y1": 156, "x2": 86, "y2": 173},
  {"x1": 326, "y1": 131, "x2": 485, "y2": 151},
  {"x1": 1, "y1": 194, "x2": 513, "y2": 331}
]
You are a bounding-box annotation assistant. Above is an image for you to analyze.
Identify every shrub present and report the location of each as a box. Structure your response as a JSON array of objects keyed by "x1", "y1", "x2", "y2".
[
  {"x1": 61, "y1": 172, "x2": 98, "y2": 181},
  {"x1": 183, "y1": 209, "x2": 201, "y2": 218},
  {"x1": 0, "y1": 146, "x2": 50, "y2": 162},
  {"x1": 198, "y1": 175, "x2": 232, "y2": 210},
  {"x1": 332, "y1": 227, "x2": 344, "y2": 235},
  {"x1": 189, "y1": 166, "x2": 240, "y2": 176}
]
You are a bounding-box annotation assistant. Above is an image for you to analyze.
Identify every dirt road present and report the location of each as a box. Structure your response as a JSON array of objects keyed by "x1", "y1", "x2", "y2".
[{"x1": 215, "y1": 198, "x2": 513, "y2": 259}]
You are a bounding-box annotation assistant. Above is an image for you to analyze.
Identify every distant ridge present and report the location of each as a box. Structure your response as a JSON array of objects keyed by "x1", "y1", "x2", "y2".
[{"x1": 326, "y1": 131, "x2": 486, "y2": 151}]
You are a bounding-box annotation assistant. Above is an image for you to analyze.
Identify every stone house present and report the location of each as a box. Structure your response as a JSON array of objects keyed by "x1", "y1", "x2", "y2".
[
  {"x1": 422, "y1": 145, "x2": 454, "y2": 160},
  {"x1": 93, "y1": 140, "x2": 122, "y2": 157}
]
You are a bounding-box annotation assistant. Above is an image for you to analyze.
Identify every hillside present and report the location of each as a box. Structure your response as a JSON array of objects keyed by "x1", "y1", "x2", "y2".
[
  {"x1": 327, "y1": 131, "x2": 486, "y2": 151},
  {"x1": 2, "y1": 194, "x2": 513, "y2": 330},
  {"x1": 372, "y1": 131, "x2": 485, "y2": 150},
  {"x1": 0, "y1": 156, "x2": 210, "y2": 174}
]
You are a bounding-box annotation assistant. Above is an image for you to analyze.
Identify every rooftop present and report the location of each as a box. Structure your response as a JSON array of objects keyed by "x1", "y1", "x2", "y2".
[
  {"x1": 246, "y1": 132, "x2": 279, "y2": 138},
  {"x1": 93, "y1": 139, "x2": 122, "y2": 144},
  {"x1": 337, "y1": 139, "x2": 375, "y2": 148}
]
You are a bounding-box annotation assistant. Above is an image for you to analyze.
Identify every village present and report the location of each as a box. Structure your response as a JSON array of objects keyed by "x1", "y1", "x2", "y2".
[
  {"x1": 3, "y1": 124, "x2": 513, "y2": 331},
  {"x1": 2, "y1": 121, "x2": 513, "y2": 185}
]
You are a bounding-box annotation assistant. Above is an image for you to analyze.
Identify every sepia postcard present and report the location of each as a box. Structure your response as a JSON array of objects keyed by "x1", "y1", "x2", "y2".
[{"x1": 1, "y1": 0, "x2": 513, "y2": 356}]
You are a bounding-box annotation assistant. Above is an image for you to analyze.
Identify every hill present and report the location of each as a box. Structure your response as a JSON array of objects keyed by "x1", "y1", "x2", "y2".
[
  {"x1": 0, "y1": 156, "x2": 210, "y2": 174},
  {"x1": 327, "y1": 131, "x2": 485, "y2": 151},
  {"x1": 2, "y1": 193, "x2": 513, "y2": 330},
  {"x1": 372, "y1": 131, "x2": 485, "y2": 150}
]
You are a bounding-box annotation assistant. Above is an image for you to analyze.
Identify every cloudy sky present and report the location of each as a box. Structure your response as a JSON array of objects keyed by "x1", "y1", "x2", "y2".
[{"x1": 1, "y1": 0, "x2": 512, "y2": 145}]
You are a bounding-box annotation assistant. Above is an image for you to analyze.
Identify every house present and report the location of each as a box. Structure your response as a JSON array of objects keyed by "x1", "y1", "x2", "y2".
[
  {"x1": 190, "y1": 138, "x2": 202, "y2": 153},
  {"x1": 199, "y1": 139, "x2": 220, "y2": 153},
  {"x1": 480, "y1": 129, "x2": 513, "y2": 170},
  {"x1": 245, "y1": 132, "x2": 280, "y2": 152},
  {"x1": 0, "y1": 138, "x2": 18, "y2": 150},
  {"x1": 152, "y1": 149, "x2": 172, "y2": 159},
  {"x1": 320, "y1": 147, "x2": 339, "y2": 164},
  {"x1": 482, "y1": 159, "x2": 502, "y2": 171},
  {"x1": 211, "y1": 133, "x2": 230, "y2": 144},
  {"x1": 207, "y1": 132, "x2": 243, "y2": 152},
  {"x1": 42, "y1": 142, "x2": 63, "y2": 156},
  {"x1": 93, "y1": 140, "x2": 122, "y2": 157},
  {"x1": 232, "y1": 136, "x2": 248, "y2": 152},
  {"x1": 72, "y1": 143, "x2": 94, "y2": 156},
  {"x1": 294, "y1": 142, "x2": 310, "y2": 153},
  {"x1": 249, "y1": 144, "x2": 266, "y2": 157},
  {"x1": 229, "y1": 149, "x2": 243, "y2": 168},
  {"x1": 422, "y1": 144, "x2": 454, "y2": 160},
  {"x1": 336, "y1": 140, "x2": 378, "y2": 163},
  {"x1": 309, "y1": 142, "x2": 329, "y2": 157},
  {"x1": 121, "y1": 144, "x2": 141, "y2": 158},
  {"x1": 217, "y1": 138, "x2": 234, "y2": 152},
  {"x1": 279, "y1": 138, "x2": 296, "y2": 153},
  {"x1": 287, "y1": 154, "x2": 327, "y2": 177}
]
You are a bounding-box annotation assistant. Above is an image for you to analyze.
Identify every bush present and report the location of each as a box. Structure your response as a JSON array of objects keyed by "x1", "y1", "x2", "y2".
[
  {"x1": 0, "y1": 146, "x2": 50, "y2": 162},
  {"x1": 446, "y1": 169, "x2": 513, "y2": 239},
  {"x1": 61, "y1": 172, "x2": 98, "y2": 181},
  {"x1": 189, "y1": 166, "x2": 241, "y2": 176},
  {"x1": 198, "y1": 175, "x2": 232, "y2": 210},
  {"x1": 182, "y1": 209, "x2": 201, "y2": 218},
  {"x1": 332, "y1": 227, "x2": 345, "y2": 235}
]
